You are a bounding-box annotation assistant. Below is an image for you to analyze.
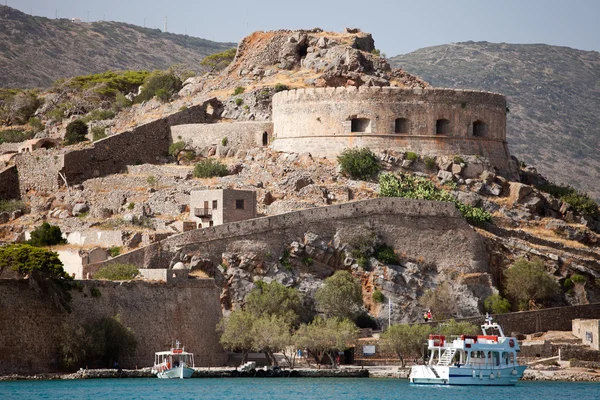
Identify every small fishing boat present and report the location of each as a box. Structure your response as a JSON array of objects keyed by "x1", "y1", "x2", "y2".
[
  {"x1": 410, "y1": 314, "x2": 527, "y2": 386},
  {"x1": 152, "y1": 340, "x2": 195, "y2": 379}
]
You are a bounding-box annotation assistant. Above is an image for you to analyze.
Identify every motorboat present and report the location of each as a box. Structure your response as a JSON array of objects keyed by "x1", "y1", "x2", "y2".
[
  {"x1": 152, "y1": 340, "x2": 195, "y2": 379},
  {"x1": 410, "y1": 314, "x2": 527, "y2": 385}
]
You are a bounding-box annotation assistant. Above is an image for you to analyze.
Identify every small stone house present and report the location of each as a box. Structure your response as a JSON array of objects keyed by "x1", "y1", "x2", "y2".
[
  {"x1": 572, "y1": 319, "x2": 600, "y2": 350},
  {"x1": 189, "y1": 189, "x2": 257, "y2": 229}
]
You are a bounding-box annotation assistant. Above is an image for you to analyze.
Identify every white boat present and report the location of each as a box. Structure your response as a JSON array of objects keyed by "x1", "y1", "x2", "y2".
[
  {"x1": 152, "y1": 340, "x2": 195, "y2": 379},
  {"x1": 410, "y1": 314, "x2": 527, "y2": 386}
]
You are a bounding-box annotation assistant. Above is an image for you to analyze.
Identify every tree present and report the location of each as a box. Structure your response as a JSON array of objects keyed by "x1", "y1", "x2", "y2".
[
  {"x1": 418, "y1": 281, "x2": 457, "y2": 321},
  {"x1": 437, "y1": 319, "x2": 479, "y2": 336},
  {"x1": 87, "y1": 314, "x2": 137, "y2": 368},
  {"x1": 168, "y1": 141, "x2": 195, "y2": 165},
  {"x1": 217, "y1": 310, "x2": 255, "y2": 363},
  {"x1": 380, "y1": 323, "x2": 431, "y2": 367},
  {"x1": 484, "y1": 293, "x2": 512, "y2": 314},
  {"x1": 28, "y1": 222, "x2": 67, "y2": 247},
  {"x1": 64, "y1": 119, "x2": 88, "y2": 144},
  {"x1": 246, "y1": 281, "x2": 304, "y2": 325},
  {"x1": 134, "y1": 72, "x2": 182, "y2": 104},
  {"x1": 251, "y1": 314, "x2": 293, "y2": 366},
  {"x1": 504, "y1": 258, "x2": 560, "y2": 310},
  {"x1": 200, "y1": 48, "x2": 237, "y2": 73},
  {"x1": 295, "y1": 317, "x2": 358, "y2": 367},
  {"x1": 337, "y1": 147, "x2": 381, "y2": 180},
  {"x1": 315, "y1": 270, "x2": 364, "y2": 321}
]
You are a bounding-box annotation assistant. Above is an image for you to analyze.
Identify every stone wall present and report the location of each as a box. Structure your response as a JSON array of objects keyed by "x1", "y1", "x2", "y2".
[
  {"x1": 85, "y1": 198, "x2": 488, "y2": 276},
  {"x1": 0, "y1": 166, "x2": 20, "y2": 200},
  {"x1": 170, "y1": 121, "x2": 273, "y2": 150},
  {"x1": 0, "y1": 279, "x2": 227, "y2": 374},
  {"x1": 572, "y1": 319, "x2": 600, "y2": 350},
  {"x1": 272, "y1": 87, "x2": 510, "y2": 171},
  {"x1": 15, "y1": 150, "x2": 64, "y2": 196}
]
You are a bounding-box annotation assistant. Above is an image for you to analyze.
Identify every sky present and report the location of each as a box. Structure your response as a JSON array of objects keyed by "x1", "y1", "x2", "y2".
[{"x1": 7, "y1": 0, "x2": 600, "y2": 56}]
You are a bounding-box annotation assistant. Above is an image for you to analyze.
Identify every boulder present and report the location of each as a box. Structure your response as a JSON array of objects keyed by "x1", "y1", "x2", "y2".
[
  {"x1": 72, "y1": 203, "x2": 89, "y2": 215},
  {"x1": 509, "y1": 182, "x2": 533, "y2": 204},
  {"x1": 401, "y1": 159, "x2": 413, "y2": 169},
  {"x1": 480, "y1": 170, "x2": 496, "y2": 184},
  {"x1": 484, "y1": 183, "x2": 502, "y2": 196},
  {"x1": 437, "y1": 170, "x2": 454, "y2": 183},
  {"x1": 457, "y1": 192, "x2": 482, "y2": 207},
  {"x1": 451, "y1": 163, "x2": 463, "y2": 175}
]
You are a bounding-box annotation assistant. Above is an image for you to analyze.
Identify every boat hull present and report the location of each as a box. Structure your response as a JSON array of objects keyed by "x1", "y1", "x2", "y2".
[
  {"x1": 410, "y1": 365, "x2": 527, "y2": 386},
  {"x1": 156, "y1": 366, "x2": 195, "y2": 379}
]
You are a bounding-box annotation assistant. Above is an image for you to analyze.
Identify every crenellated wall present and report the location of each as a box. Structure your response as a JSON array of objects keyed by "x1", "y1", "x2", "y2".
[
  {"x1": 85, "y1": 198, "x2": 489, "y2": 277},
  {"x1": 272, "y1": 87, "x2": 510, "y2": 171},
  {"x1": 0, "y1": 279, "x2": 227, "y2": 374}
]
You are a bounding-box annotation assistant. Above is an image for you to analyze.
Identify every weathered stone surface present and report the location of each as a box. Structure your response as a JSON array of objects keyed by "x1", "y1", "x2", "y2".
[
  {"x1": 437, "y1": 170, "x2": 454, "y2": 182},
  {"x1": 72, "y1": 203, "x2": 89, "y2": 215},
  {"x1": 509, "y1": 182, "x2": 534, "y2": 204}
]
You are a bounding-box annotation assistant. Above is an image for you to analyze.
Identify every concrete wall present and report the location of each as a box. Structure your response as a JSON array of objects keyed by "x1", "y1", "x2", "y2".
[
  {"x1": 170, "y1": 121, "x2": 273, "y2": 150},
  {"x1": 85, "y1": 198, "x2": 489, "y2": 276},
  {"x1": 272, "y1": 87, "x2": 510, "y2": 171},
  {"x1": 0, "y1": 166, "x2": 20, "y2": 200},
  {"x1": 0, "y1": 279, "x2": 227, "y2": 374},
  {"x1": 573, "y1": 319, "x2": 600, "y2": 350}
]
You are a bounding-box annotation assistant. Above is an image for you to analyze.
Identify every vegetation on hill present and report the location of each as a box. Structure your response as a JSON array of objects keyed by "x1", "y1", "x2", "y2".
[
  {"x1": 27, "y1": 222, "x2": 67, "y2": 247},
  {"x1": 337, "y1": 147, "x2": 381, "y2": 180},
  {"x1": 94, "y1": 263, "x2": 139, "y2": 281},
  {"x1": 390, "y1": 41, "x2": 600, "y2": 200},
  {"x1": 504, "y1": 257, "x2": 561, "y2": 310},
  {"x1": 0, "y1": 5, "x2": 236, "y2": 88}
]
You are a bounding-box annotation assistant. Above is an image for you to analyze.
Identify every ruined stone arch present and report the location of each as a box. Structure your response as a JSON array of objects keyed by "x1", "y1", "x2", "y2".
[
  {"x1": 473, "y1": 120, "x2": 488, "y2": 137},
  {"x1": 436, "y1": 119, "x2": 450, "y2": 135},
  {"x1": 394, "y1": 118, "x2": 409, "y2": 134}
]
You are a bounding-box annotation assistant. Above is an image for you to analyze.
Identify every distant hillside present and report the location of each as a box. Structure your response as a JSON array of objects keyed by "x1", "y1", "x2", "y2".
[
  {"x1": 390, "y1": 42, "x2": 600, "y2": 200},
  {"x1": 0, "y1": 6, "x2": 236, "y2": 88}
]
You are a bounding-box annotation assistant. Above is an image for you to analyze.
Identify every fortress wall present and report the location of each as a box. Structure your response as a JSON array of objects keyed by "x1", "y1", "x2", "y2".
[
  {"x1": 0, "y1": 166, "x2": 20, "y2": 200},
  {"x1": 15, "y1": 151, "x2": 64, "y2": 196},
  {"x1": 0, "y1": 279, "x2": 227, "y2": 374},
  {"x1": 170, "y1": 121, "x2": 273, "y2": 150},
  {"x1": 86, "y1": 198, "x2": 489, "y2": 276},
  {"x1": 271, "y1": 87, "x2": 509, "y2": 170}
]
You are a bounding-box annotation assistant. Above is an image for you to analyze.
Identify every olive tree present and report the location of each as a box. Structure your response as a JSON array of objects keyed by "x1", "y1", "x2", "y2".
[
  {"x1": 217, "y1": 310, "x2": 255, "y2": 363},
  {"x1": 380, "y1": 323, "x2": 431, "y2": 367},
  {"x1": 504, "y1": 258, "x2": 560, "y2": 310},
  {"x1": 295, "y1": 317, "x2": 358, "y2": 367},
  {"x1": 315, "y1": 270, "x2": 364, "y2": 321},
  {"x1": 246, "y1": 280, "x2": 304, "y2": 325}
]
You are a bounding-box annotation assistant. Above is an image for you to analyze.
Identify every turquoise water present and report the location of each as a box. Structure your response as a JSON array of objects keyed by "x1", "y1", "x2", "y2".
[{"x1": 1, "y1": 378, "x2": 599, "y2": 400}]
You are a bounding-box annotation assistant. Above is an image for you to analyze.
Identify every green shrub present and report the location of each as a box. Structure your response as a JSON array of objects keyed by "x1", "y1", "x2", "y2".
[
  {"x1": 424, "y1": 156, "x2": 436, "y2": 170},
  {"x1": 235, "y1": 98, "x2": 243, "y2": 106},
  {"x1": 94, "y1": 263, "x2": 139, "y2": 280},
  {"x1": 302, "y1": 256, "x2": 313, "y2": 266},
  {"x1": 134, "y1": 73, "x2": 182, "y2": 104},
  {"x1": 233, "y1": 86, "x2": 245, "y2": 95},
  {"x1": 115, "y1": 92, "x2": 132, "y2": 109},
  {"x1": 563, "y1": 278, "x2": 573, "y2": 288},
  {"x1": 0, "y1": 199, "x2": 25, "y2": 214},
  {"x1": 90, "y1": 287, "x2": 102, "y2": 297},
  {"x1": 108, "y1": 246, "x2": 122, "y2": 258},
  {"x1": 453, "y1": 156, "x2": 465, "y2": 164},
  {"x1": 372, "y1": 289, "x2": 385, "y2": 303},
  {"x1": 221, "y1": 137, "x2": 228, "y2": 146},
  {"x1": 356, "y1": 255, "x2": 370, "y2": 269},
  {"x1": 200, "y1": 48, "x2": 237, "y2": 72},
  {"x1": 127, "y1": 202, "x2": 135, "y2": 210},
  {"x1": 571, "y1": 274, "x2": 586, "y2": 284},
  {"x1": 337, "y1": 147, "x2": 381, "y2": 180},
  {"x1": 379, "y1": 173, "x2": 492, "y2": 226},
  {"x1": 146, "y1": 176, "x2": 158, "y2": 188},
  {"x1": 405, "y1": 152, "x2": 418, "y2": 161},
  {"x1": 0, "y1": 129, "x2": 34, "y2": 144},
  {"x1": 81, "y1": 109, "x2": 115, "y2": 123},
  {"x1": 484, "y1": 294, "x2": 511, "y2": 314},
  {"x1": 178, "y1": 105, "x2": 188, "y2": 112},
  {"x1": 29, "y1": 117, "x2": 44, "y2": 133},
  {"x1": 374, "y1": 244, "x2": 399, "y2": 264},
  {"x1": 28, "y1": 222, "x2": 66, "y2": 247},
  {"x1": 537, "y1": 183, "x2": 598, "y2": 218},
  {"x1": 193, "y1": 159, "x2": 229, "y2": 178},
  {"x1": 64, "y1": 119, "x2": 88, "y2": 144},
  {"x1": 91, "y1": 126, "x2": 107, "y2": 141},
  {"x1": 274, "y1": 83, "x2": 289, "y2": 93}
]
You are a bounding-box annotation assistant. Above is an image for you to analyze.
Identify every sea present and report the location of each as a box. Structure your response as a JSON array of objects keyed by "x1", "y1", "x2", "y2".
[{"x1": 0, "y1": 378, "x2": 598, "y2": 400}]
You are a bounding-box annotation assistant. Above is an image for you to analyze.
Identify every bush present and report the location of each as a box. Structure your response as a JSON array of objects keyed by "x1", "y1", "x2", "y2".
[
  {"x1": 405, "y1": 152, "x2": 418, "y2": 161},
  {"x1": 221, "y1": 137, "x2": 228, "y2": 146},
  {"x1": 484, "y1": 294, "x2": 511, "y2": 314},
  {"x1": 0, "y1": 129, "x2": 34, "y2": 144},
  {"x1": 29, "y1": 117, "x2": 44, "y2": 133},
  {"x1": 108, "y1": 246, "x2": 122, "y2": 257},
  {"x1": 134, "y1": 73, "x2": 182, "y2": 104},
  {"x1": 372, "y1": 289, "x2": 385, "y2": 303},
  {"x1": 28, "y1": 222, "x2": 66, "y2": 247},
  {"x1": 193, "y1": 159, "x2": 229, "y2": 178},
  {"x1": 379, "y1": 173, "x2": 492, "y2": 226},
  {"x1": 91, "y1": 126, "x2": 107, "y2": 141},
  {"x1": 200, "y1": 48, "x2": 237, "y2": 72},
  {"x1": 274, "y1": 83, "x2": 289, "y2": 93},
  {"x1": 64, "y1": 119, "x2": 88, "y2": 144},
  {"x1": 235, "y1": 98, "x2": 243, "y2": 106},
  {"x1": 374, "y1": 244, "x2": 399, "y2": 264},
  {"x1": 571, "y1": 274, "x2": 586, "y2": 284},
  {"x1": 233, "y1": 86, "x2": 245, "y2": 95},
  {"x1": 81, "y1": 109, "x2": 115, "y2": 123},
  {"x1": 537, "y1": 183, "x2": 598, "y2": 218},
  {"x1": 424, "y1": 156, "x2": 436, "y2": 170},
  {"x1": 146, "y1": 176, "x2": 158, "y2": 188},
  {"x1": 337, "y1": 147, "x2": 381, "y2": 180},
  {"x1": 94, "y1": 263, "x2": 139, "y2": 280},
  {"x1": 453, "y1": 156, "x2": 465, "y2": 164},
  {"x1": 0, "y1": 199, "x2": 25, "y2": 214},
  {"x1": 504, "y1": 258, "x2": 560, "y2": 310}
]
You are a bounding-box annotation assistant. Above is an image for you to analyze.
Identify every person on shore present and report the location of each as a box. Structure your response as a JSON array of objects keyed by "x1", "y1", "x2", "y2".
[
  {"x1": 423, "y1": 311, "x2": 429, "y2": 322},
  {"x1": 427, "y1": 310, "x2": 432, "y2": 321}
]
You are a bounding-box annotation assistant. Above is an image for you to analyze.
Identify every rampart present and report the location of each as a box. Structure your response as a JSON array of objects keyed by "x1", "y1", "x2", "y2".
[
  {"x1": 0, "y1": 279, "x2": 227, "y2": 374},
  {"x1": 85, "y1": 198, "x2": 489, "y2": 276},
  {"x1": 170, "y1": 121, "x2": 273, "y2": 150},
  {"x1": 272, "y1": 87, "x2": 510, "y2": 171}
]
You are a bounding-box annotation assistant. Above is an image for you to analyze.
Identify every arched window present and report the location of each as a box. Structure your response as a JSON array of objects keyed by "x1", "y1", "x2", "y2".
[
  {"x1": 473, "y1": 120, "x2": 487, "y2": 137},
  {"x1": 351, "y1": 118, "x2": 371, "y2": 133},
  {"x1": 394, "y1": 118, "x2": 409, "y2": 134},
  {"x1": 436, "y1": 119, "x2": 450, "y2": 135},
  {"x1": 262, "y1": 132, "x2": 268, "y2": 146}
]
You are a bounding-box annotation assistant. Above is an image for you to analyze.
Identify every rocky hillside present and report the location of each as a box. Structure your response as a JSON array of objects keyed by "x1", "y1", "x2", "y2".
[
  {"x1": 389, "y1": 42, "x2": 600, "y2": 201},
  {"x1": 0, "y1": 6, "x2": 236, "y2": 88}
]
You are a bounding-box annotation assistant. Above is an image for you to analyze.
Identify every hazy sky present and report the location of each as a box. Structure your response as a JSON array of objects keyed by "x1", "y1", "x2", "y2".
[{"x1": 8, "y1": 0, "x2": 600, "y2": 55}]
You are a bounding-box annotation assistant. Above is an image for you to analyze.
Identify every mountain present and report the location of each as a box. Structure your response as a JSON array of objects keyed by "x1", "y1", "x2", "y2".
[
  {"x1": 0, "y1": 6, "x2": 236, "y2": 88},
  {"x1": 389, "y1": 42, "x2": 600, "y2": 200}
]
